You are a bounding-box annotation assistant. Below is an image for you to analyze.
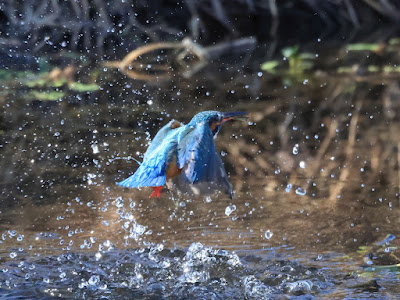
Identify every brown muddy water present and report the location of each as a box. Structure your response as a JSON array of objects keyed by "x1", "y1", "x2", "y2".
[{"x1": 1, "y1": 43, "x2": 400, "y2": 298}]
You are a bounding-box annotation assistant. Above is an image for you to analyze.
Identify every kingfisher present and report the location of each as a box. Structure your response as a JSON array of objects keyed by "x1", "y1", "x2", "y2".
[{"x1": 117, "y1": 111, "x2": 248, "y2": 199}]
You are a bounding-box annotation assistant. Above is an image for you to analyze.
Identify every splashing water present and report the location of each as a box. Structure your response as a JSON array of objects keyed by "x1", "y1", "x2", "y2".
[
  {"x1": 265, "y1": 230, "x2": 273, "y2": 240},
  {"x1": 295, "y1": 188, "x2": 307, "y2": 196},
  {"x1": 225, "y1": 205, "x2": 237, "y2": 216}
]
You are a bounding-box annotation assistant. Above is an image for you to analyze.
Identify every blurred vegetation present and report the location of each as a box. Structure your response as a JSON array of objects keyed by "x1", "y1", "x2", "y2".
[
  {"x1": 261, "y1": 46, "x2": 315, "y2": 85},
  {"x1": 1, "y1": 0, "x2": 400, "y2": 61}
]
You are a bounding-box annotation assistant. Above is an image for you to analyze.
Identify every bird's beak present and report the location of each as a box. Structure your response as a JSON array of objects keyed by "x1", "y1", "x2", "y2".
[{"x1": 222, "y1": 111, "x2": 249, "y2": 123}]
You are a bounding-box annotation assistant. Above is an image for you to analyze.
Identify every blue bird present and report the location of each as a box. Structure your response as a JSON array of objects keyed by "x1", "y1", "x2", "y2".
[{"x1": 117, "y1": 111, "x2": 248, "y2": 199}]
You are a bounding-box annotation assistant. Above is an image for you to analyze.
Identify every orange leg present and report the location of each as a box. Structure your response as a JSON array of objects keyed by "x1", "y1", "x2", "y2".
[{"x1": 149, "y1": 186, "x2": 163, "y2": 198}]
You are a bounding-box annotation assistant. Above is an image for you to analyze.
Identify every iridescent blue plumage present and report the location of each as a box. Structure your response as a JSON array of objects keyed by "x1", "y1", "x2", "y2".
[{"x1": 117, "y1": 111, "x2": 247, "y2": 199}]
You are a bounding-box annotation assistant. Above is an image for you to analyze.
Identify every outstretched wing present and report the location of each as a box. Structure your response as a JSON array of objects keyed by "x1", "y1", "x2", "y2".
[
  {"x1": 144, "y1": 119, "x2": 181, "y2": 159},
  {"x1": 118, "y1": 120, "x2": 182, "y2": 189},
  {"x1": 175, "y1": 123, "x2": 234, "y2": 198},
  {"x1": 177, "y1": 123, "x2": 215, "y2": 183},
  {"x1": 118, "y1": 134, "x2": 179, "y2": 188}
]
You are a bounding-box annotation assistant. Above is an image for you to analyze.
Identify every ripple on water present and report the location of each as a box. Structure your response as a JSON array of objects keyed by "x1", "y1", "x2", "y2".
[{"x1": 0, "y1": 243, "x2": 330, "y2": 299}]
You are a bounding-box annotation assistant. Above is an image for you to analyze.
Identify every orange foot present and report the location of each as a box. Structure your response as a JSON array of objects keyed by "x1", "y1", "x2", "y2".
[{"x1": 149, "y1": 186, "x2": 163, "y2": 198}]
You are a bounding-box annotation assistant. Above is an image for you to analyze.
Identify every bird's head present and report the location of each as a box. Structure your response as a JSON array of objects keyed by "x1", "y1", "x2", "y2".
[{"x1": 189, "y1": 111, "x2": 248, "y2": 136}]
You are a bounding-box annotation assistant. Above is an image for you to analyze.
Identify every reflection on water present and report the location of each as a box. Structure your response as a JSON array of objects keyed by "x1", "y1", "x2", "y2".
[{"x1": 1, "y1": 45, "x2": 400, "y2": 298}]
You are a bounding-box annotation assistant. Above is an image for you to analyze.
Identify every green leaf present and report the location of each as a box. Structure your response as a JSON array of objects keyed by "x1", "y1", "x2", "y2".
[
  {"x1": 260, "y1": 60, "x2": 280, "y2": 72},
  {"x1": 347, "y1": 43, "x2": 382, "y2": 52},
  {"x1": 337, "y1": 66, "x2": 354, "y2": 74},
  {"x1": 25, "y1": 79, "x2": 47, "y2": 88},
  {"x1": 367, "y1": 65, "x2": 379, "y2": 72},
  {"x1": 69, "y1": 82, "x2": 99, "y2": 92},
  {"x1": 281, "y1": 46, "x2": 299, "y2": 58},
  {"x1": 30, "y1": 91, "x2": 65, "y2": 101},
  {"x1": 299, "y1": 53, "x2": 316, "y2": 60},
  {"x1": 383, "y1": 65, "x2": 400, "y2": 73},
  {"x1": 300, "y1": 61, "x2": 314, "y2": 70},
  {"x1": 389, "y1": 38, "x2": 400, "y2": 45}
]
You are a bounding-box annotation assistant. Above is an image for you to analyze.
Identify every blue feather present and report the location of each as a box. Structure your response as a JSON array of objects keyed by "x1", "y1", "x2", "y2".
[
  {"x1": 117, "y1": 127, "x2": 181, "y2": 188},
  {"x1": 118, "y1": 110, "x2": 244, "y2": 198},
  {"x1": 177, "y1": 123, "x2": 215, "y2": 183},
  {"x1": 144, "y1": 119, "x2": 180, "y2": 159}
]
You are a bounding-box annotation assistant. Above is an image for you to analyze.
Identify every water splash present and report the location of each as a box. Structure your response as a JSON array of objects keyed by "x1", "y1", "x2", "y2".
[
  {"x1": 295, "y1": 188, "x2": 307, "y2": 196},
  {"x1": 265, "y1": 230, "x2": 273, "y2": 240},
  {"x1": 225, "y1": 205, "x2": 237, "y2": 216},
  {"x1": 292, "y1": 144, "x2": 299, "y2": 155}
]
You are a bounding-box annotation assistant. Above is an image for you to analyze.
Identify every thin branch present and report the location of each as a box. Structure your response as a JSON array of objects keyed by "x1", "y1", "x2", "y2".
[
  {"x1": 344, "y1": 0, "x2": 360, "y2": 27},
  {"x1": 269, "y1": 0, "x2": 279, "y2": 37}
]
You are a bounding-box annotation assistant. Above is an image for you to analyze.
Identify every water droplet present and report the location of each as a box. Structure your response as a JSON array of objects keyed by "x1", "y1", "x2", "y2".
[
  {"x1": 91, "y1": 144, "x2": 99, "y2": 154},
  {"x1": 285, "y1": 184, "x2": 292, "y2": 193},
  {"x1": 9, "y1": 252, "x2": 17, "y2": 259},
  {"x1": 299, "y1": 161, "x2": 306, "y2": 169},
  {"x1": 264, "y1": 230, "x2": 273, "y2": 240},
  {"x1": 225, "y1": 205, "x2": 236, "y2": 216},
  {"x1": 295, "y1": 188, "x2": 306, "y2": 196},
  {"x1": 130, "y1": 223, "x2": 147, "y2": 240},
  {"x1": 88, "y1": 275, "x2": 100, "y2": 285},
  {"x1": 292, "y1": 144, "x2": 299, "y2": 155},
  {"x1": 115, "y1": 197, "x2": 124, "y2": 208}
]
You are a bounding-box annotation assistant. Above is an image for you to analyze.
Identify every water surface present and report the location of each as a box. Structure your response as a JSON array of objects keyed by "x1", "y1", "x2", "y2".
[{"x1": 1, "y1": 43, "x2": 400, "y2": 298}]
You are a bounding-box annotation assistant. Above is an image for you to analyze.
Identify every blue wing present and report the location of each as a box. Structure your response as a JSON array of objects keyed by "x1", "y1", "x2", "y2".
[
  {"x1": 118, "y1": 120, "x2": 182, "y2": 189},
  {"x1": 118, "y1": 128, "x2": 181, "y2": 188},
  {"x1": 117, "y1": 155, "x2": 167, "y2": 188},
  {"x1": 144, "y1": 119, "x2": 181, "y2": 159},
  {"x1": 169, "y1": 123, "x2": 233, "y2": 198},
  {"x1": 177, "y1": 123, "x2": 216, "y2": 183}
]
